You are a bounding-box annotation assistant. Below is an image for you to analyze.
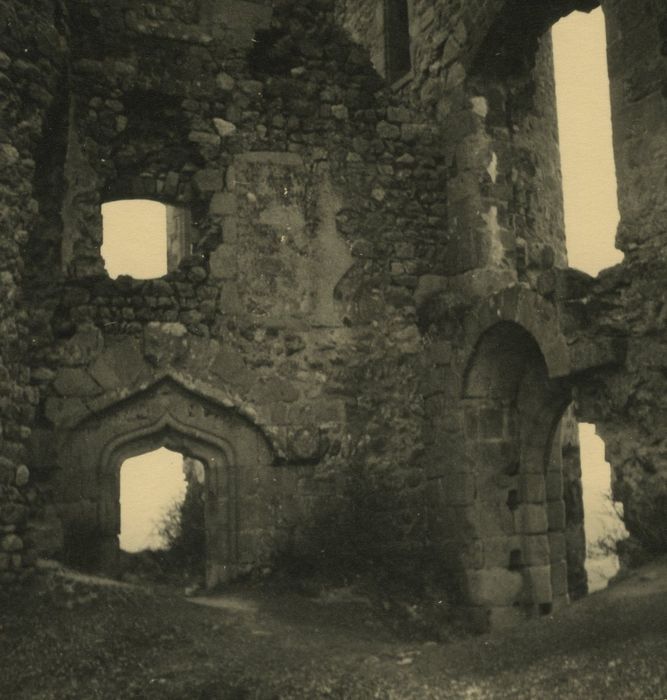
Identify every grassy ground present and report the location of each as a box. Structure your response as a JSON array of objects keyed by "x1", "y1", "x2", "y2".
[{"x1": 1, "y1": 559, "x2": 666, "y2": 699}]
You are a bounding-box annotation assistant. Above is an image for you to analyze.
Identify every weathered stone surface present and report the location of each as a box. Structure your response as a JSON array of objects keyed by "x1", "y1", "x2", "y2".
[
  {"x1": 522, "y1": 475, "x2": 547, "y2": 504},
  {"x1": 209, "y1": 244, "x2": 237, "y2": 280},
  {"x1": 143, "y1": 322, "x2": 189, "y2": 367},
  {"x1": 1, "y1": 0, "x2": 663, "y2": 629},
  {"x1": 104, "y1": 340, "x2": 150, "y2": 387},
  {"x1": 547, "y1": 500, "x2": 567, "y2": 532},
  {"x1": 193, "y1": 169, "x2": 224, "y2": 192},
  {"x1": 287, "y1": 427, "x2": 322, "y2": 461},
  {"x1": 0, "y1": 504, "x2": 29, "y2": 526},
  {"x1": 15, "y1": 465, "x2": 30, "y2": 488},
  {"x1": 376, "y1": 120, "x2": 401, "y2": 139},
  {"x1": 44, "y1": 398, "x2": 88, "y2": 427},
  {"x1": 518, "y1": 506, "x2": 549, "y2": 535},
  {"x1": 210, "y1": 347, "x2": 249, "y2": 384},
  {"x1": 213, "y1": 118, "x2": 236, "y2": 137},
  {"x1": 526, "y1": 565, "x2": 553, "y2": 605},
  {"x1": 88, "y1": 356, "x2": 122, "y2": 392},
  {"x1": 550, "y1": 560, "x2": 569, "y2": 597},
  {"x1": 216, "y1": 72, "x2": 235, "y2": 91},
  {"x1": 209, "y1": 192, "x2": 237, "y2": 216},
  {"x1": 523, "y1": 536, "x2": 551, "y2": 566},
  {"x1": 467, "y1": 568, "x2": 523, "y2": 606},
  {"x1": 255, "y1": 377, "x2": 300, "y2": 404},
  {"x1": 53, "y1": 369, "x2": 102, "y2": 398},
  {"x1": 2, "y1": 534, "x2": 23, "y2": 553},
  {"x1": 58, "y1": 326, "x2": 104, "y2": 367}
]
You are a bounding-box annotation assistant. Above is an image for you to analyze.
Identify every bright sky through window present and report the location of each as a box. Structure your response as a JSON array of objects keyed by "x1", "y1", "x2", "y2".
[
  {"x1": 552, "y1": 9, "x2": 623, "y2": 276},
  {"x1": 579, "y1": 423, "x2": 628, "y2": 591},
  {"x1": 119, "y1": 447, "x2": 187, "y2": 552},
  {"x1": 101, "y1": 199, "x2": 168, "y2": 279}
]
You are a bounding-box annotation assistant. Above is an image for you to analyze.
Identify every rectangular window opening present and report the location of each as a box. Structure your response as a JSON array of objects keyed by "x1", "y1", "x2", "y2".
[{"x1": 101, "y1": 199, "x2": 192, "y2": 279}]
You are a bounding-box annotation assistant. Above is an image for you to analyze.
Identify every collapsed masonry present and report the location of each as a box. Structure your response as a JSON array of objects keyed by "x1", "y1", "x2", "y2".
[{"x1": 0, "y1": 0, "x2": 665, "y2": 629}]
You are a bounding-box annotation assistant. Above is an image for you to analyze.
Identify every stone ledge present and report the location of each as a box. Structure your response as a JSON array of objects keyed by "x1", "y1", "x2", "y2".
[
  {"x1": 567, "y1": 336, "x2": 627, "y2": 374},
  {"x1": 537, "y1": 267, "x2": 595, "y2": 301}
]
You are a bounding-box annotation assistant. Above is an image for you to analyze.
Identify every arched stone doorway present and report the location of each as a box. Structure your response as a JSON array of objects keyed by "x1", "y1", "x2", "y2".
[
  {"x1": 101, "y1": 422, "x2": 232, "y2": 587},
  {"x1": 461, "y1": 321, "x2": 573, "y2": 625},
  {"x1": 53, "y1": 378, "x2": 281, "y2": 587}
]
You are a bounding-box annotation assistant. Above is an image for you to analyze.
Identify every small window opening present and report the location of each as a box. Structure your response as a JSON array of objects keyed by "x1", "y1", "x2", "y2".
[
  {"x1": 119, "y1": 447, "x2": 205, "y2": 581},
  {"x1": 385, "y1": 0, "x2": 411, "y2": 83},
  {"x1": 101, "y1": 199, "x2": 191, "y2": 279},
  {"x1": 579, "y1": 423, "x2": 628, "y2": 592},
  {"x1": 553, "y1": 9, "x2": 623, "y2": 275}
]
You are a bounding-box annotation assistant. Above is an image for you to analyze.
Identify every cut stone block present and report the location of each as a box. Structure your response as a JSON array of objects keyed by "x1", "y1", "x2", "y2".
[
  {"x1": 526, "y1": 565, "x2": 553, "y2": 604},
  {"x1": 467, "y1": 567, "x2": 523, "y2": 606}
]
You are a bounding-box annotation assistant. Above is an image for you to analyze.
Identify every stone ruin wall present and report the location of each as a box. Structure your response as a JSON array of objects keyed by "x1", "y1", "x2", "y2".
[
  {"x1": 4, "y1": 0, "x2": 449, "y2": 585},
  {"x1": 574, "y1": 0, "x2": 667, "y2": 558},
  {"x1": 0, "y1": 0, "x2": 68, "y2": 582},
  {"x1": 0, "y1": 0, "x2": 666, "y2": 628}
]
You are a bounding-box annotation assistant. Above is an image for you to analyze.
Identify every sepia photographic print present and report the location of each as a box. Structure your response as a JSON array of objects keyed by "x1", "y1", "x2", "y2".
[{"x1": 1, "y1": 0, "x2": 666, "y2": 697}]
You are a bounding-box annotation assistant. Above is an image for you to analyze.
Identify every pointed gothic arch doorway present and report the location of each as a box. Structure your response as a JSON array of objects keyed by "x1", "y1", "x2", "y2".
[{"x1": 55, "y1": 378, "x2": 278, "y2": 588}]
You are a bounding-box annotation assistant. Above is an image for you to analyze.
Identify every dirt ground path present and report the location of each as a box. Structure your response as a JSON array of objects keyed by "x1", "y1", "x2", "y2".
[{"x1": 1, "y1": 559, "x2": 666, "y2": 699}]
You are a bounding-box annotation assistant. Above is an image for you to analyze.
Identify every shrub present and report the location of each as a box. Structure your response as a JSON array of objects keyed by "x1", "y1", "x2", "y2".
[
  {"x1": 618, "y1": 492, "x2": 667, "y2": 567},
  {"x1": 591, "y1": 490, "x2": 667, "y2": 569},
  {"x1": 272, "y1": 465, "x2": 455, "y2": 639},
  {"x1": 157, "y1": 472, "x2": 206, "y2": 578}
]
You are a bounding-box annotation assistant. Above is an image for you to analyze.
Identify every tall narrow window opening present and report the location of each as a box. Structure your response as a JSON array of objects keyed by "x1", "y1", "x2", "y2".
[
  {"x1": 385, "y1": 0, "x2": 411, "y2": 83},
  {"x1": 101, "y1": 199, "x2": 191, "y2": 279},
  {"x1": 578, "y1": 423, "x2": 628, "y2": 591},
  {"x1": 552, "y1": 9, "x2": 623, "y2": 275}
]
